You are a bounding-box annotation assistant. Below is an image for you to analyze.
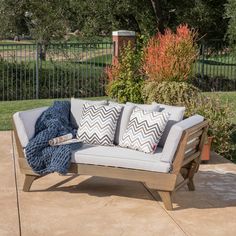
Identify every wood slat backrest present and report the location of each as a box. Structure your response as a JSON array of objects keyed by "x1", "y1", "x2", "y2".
[{"x1": 171, "y1": 120, "x2": 208, "y2": 175}]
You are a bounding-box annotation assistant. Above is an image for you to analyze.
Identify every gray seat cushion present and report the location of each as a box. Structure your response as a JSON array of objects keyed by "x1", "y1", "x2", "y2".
[
  {"x1": 70, "y1": 98, "x2": 108, "y2": 128},
  {"x1": 72, "y1": 144, "x2": 171, "y2": 173},
  {"x1": 152, "y1": 102, "x2": 185, "y2": 147},
  {"x1": 13, "y1": 107, "x2": 48, "y2": 147}
]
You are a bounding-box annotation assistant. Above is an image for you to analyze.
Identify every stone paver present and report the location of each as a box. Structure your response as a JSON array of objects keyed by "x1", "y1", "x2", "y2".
[
  {"x1": 1, "y1": 131, "x2": 236, "y2": 236},
  {"x1": 18, "y1": 176, "x2": 186, "y2": 236},
  {"x1": 0, "y1": 131, "x2": 19, "y2": 236},
  {"x1": 169, "y1": 164, "x2": 236, "y2": 236}
]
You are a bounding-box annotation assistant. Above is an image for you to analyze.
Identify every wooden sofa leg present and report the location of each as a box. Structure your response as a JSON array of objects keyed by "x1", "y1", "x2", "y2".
[
  {"x1": 23, "y1": 175, "x2": 38, "y2": 192},
  {"x1": 187, "y1": 162, "x2": 198, "y2": 191},
  {"x1": 187, "y1": 178, "x2": 195, "y2": 191},
  {"x1": 181, "y1": 164, "x2": 196, "y2": 191},
  {"x1": 158, "y1": 191, "x2": 173, "y2": 211}
]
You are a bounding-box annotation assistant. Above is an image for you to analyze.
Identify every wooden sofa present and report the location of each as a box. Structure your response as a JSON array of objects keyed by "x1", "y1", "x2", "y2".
[{"x1": 13, "y1": 101, "x2": 208, "y2": 211}]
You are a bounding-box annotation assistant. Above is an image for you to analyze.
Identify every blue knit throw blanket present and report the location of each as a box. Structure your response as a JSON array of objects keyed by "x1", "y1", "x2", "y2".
[{"x1": 25, "y1": 101, "x2": 82, "y2": 175}]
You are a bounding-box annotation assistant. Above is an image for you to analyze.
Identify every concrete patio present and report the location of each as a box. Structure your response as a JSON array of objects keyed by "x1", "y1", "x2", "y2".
[{"x1": 1, "y1": 131, "x2": 236, "y2": 236}]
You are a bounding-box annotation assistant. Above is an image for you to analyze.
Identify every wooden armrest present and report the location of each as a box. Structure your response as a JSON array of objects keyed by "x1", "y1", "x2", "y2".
[{"x1": 171, "y1": 120, "x2": 209, "y2": 175}]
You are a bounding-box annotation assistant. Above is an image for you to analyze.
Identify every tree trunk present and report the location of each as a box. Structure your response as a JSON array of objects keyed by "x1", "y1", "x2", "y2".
[
  {"x1": 39, "y1": 41, "x2": 48, "y2": 61},
  {"x1": 150, "y1": 0, "x2": 165, "y2": 33}
]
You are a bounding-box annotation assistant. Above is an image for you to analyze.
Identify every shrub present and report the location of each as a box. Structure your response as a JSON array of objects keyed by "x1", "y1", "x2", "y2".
[
  {"x1": 143, "y1": 24, "x2": 198, "y2": 82},
  {"x1": 191, "y1": 74, "x2": 236, "y2": 92},
  {"x1": 142, "y1": 81, "x2": 235, "y2": 159},
  {"x1": 105, "y1": 42, "x2": 144, "y2": 103},
  {"x1": 187, "y1": 95, "x2": 235, "y2": 158},
  {"x1": 142, "y1": 81, "x2": 200, "y2": 105}
]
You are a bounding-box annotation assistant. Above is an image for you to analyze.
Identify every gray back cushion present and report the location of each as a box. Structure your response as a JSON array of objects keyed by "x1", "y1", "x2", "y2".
[
  {"x1": 152, "y1": 102, "x2": 185, "y2": 147},
  {"x1": 13, "y1": 107, "x2": 48, "y2": 147},
  {"x1": 70, "y1": 98, "x2": 108, "y2": 128},
  {"x1": 110, "y1": 101, "x2": 160, "y2": 145},
  {"x1": 161, "y1": 115, "x2": 204, "y2": 163},
  {"x1": 126, "y1": 102, "x2": 160, "y2": 111},
  {"x1": 109, "y1": 102, "x2": 133, "y2": 145}
]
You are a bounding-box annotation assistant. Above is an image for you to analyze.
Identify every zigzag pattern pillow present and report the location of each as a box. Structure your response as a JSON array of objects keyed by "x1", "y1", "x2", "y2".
[
  {"x1": 120, "y1": 108, "x2": 170, "y2": 153},
  {"x1": 77, "y1": 103, "x2": 122, "y2": 145}
]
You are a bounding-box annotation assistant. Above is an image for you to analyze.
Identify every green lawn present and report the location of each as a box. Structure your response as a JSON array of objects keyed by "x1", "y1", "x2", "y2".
[
  {"x1": 193, "y1": 51, "x2": 236, "y2": 80},
  {"x1": 205, "y1": 91, "x2": 236, "y2": 104},
  {"x1": 193, "y1": 61, "x2": 236, "y2": 80},
  {"x1": 84, "y1": 54, "x2": 112, "y2": 66},
  {"x1": 0, "y1": 41, "x2": 112, "y2": 54},
  {"x1": 0, "y1": 40, "x2": 35, "y2": 45},
  {"x1": 0, "y1": 97, "x2": 107, "y2": 130}
]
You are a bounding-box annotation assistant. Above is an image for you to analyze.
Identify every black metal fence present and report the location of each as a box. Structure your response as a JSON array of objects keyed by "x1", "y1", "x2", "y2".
[
  {"x1": 1, "y1": 40, "x2": 236, "y2": 101},
  {"x1": 192, "y1": 41, "x2": 236, "y2": 91},
  {"x1": 0, "y1": 42, "x2": 113, "y2": 101}
]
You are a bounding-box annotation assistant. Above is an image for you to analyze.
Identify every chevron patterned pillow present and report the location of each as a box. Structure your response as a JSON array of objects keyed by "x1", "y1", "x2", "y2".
[
  {"x1": 77, "y1": 103, "x2": 122, "y2": 145},
  {"x1": 120, "y1": 108, "x2": 170, "y2": 153}
]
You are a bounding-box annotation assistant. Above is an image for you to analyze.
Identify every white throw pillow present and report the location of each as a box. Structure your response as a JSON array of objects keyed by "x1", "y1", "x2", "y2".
[
  {"x1": 109, "y1": 101, "x2": 160, "y2": 145},
  {"x1": 120, "y1": 107, "x2": 170, "y2": 153},
  {"x1": 77, "y1": 103, "x2": 122, "y2": 145}
]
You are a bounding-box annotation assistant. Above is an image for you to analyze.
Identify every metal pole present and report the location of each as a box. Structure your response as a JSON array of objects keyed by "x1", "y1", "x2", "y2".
[
  {"x1": 201, "y1": 43, "x2": 205, "y2": 80},
  {"x1": 35, "y1": 43, "x2": 39, "y2": 99}
]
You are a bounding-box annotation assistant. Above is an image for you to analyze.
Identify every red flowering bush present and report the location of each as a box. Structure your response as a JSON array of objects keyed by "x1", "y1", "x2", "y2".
[
  {"x1": 143, "y1": 24, "x2": 198, "y2": 81},
  {"x1": 104, "y1": 57, "x2": 120, "y2": 82}
]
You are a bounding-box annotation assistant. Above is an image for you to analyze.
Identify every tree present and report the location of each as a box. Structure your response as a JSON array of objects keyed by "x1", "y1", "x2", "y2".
[
  {"x1": 0, "y1": 0, "x2": 229, "y2": 43},
  {"x1": 167, "y1": 0, "x2": 228, "y2": 42},
  {"x1": 25, "y1": 0, "x2": 70, "y2": 43},
  {"x1": 0, "y1": 0, "x2": 72, "y2": 59},
  {"x1": 149, "y1": 0, "x2": 165, "y2": 33},
  {"x1": 225, "y1": 0, "x2": 236, "y2": 44},
  {"x1": 0, "y1": 0, "x2": 70, "y2": 42},
  {"x1": 70, "y1": 0, "x2": 157, "y2": 37},
  {"x1": 0, "y1": 0, "x2": 29, "y2": 38}
]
